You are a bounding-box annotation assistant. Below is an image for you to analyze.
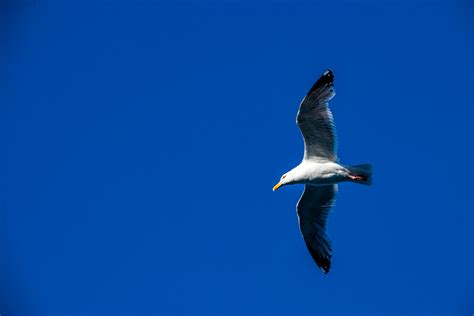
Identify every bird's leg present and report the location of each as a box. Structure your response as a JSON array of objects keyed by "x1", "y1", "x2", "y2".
[{"x1": 348, "y1": 174, "x2": 367, "y2": 182}]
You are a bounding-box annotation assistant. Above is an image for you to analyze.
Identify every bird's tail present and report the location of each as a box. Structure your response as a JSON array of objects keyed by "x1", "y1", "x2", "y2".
[{"x1": 347, "y1": 164, "x2": 373, "y2": 185}]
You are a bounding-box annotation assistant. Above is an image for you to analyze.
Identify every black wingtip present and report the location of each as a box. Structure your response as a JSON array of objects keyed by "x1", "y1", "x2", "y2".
[
  {"x1": 307, "y1": 68, "x2": 335, "y2": 96},
  {"x1": 305, "y1": 240, "x2": 332, "y2": 274},
  {"x1": 323, "y1": 68, "x2": 334, "y2": 78},
  {"x1": 321, "y1": 258, "x2": 331, "y2": 274}
]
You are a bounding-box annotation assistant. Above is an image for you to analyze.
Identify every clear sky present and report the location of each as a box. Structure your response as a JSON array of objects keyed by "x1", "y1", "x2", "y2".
[{"x1": 1, "y1": 0, "x2": 472, "y2": 315}]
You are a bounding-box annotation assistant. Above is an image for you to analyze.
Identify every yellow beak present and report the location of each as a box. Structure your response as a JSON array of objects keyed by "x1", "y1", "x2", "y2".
[{"x1": 273, "y1": 182, "x2": 282, "y2": 191}]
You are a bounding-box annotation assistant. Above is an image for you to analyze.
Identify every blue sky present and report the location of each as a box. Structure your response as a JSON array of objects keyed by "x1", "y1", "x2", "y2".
[{"x1": 1, "y1": 0, "x2": 472, "y2": 315}]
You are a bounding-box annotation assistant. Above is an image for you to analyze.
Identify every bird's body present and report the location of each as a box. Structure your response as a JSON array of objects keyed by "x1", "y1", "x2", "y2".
[
  {"x1": 273, "y1": 69, "x2": 372, "y2": 274},
  {"x1": 287, "y1": 161, "x2": 351, "y2": 186},
  {"x1": 283, "y1": 161, "x2": 372, "y2": 186}
]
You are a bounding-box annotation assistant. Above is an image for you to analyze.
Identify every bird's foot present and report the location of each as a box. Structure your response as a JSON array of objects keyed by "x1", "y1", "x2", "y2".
[{"x1": 349, "y1": 174, "x2": 367, "y2": 182}]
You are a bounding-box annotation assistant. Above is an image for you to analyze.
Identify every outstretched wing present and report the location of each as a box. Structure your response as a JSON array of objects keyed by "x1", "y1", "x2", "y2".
[
  {"x1": 297, "y1": 70, "x2": 337, "y2": 162},
  {"x1": 297, "y1": 184, "x2": 337, "y2": 274}
]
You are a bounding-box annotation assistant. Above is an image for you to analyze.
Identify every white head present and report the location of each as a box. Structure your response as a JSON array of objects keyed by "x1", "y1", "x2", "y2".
[{"x1": 273, "y1": 169, "x2": 298, "y2": 191}]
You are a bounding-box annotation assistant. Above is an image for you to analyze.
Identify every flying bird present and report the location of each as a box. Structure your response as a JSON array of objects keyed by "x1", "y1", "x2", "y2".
[{"x1": 272, "y1": 69, "x2": 372, "y2": 274}]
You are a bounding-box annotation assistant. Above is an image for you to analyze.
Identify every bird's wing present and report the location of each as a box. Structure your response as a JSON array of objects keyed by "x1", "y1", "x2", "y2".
[
  {"x1": 297, "y1": 184, "x2": 337, "y2": 274},
  {"x1": 297, "y1": 70, "x2": 337, "y2": 161}
]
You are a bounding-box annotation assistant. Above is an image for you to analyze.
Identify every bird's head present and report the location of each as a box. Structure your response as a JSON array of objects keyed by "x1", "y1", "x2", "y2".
[{"x1": 273, "y1": 172, "x2": 293, "y2": 191}]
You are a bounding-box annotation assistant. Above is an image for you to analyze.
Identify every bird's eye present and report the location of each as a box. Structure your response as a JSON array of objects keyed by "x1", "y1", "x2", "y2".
[{"x1": 282, "y1": 175, "x2": 286, "y2": 179}]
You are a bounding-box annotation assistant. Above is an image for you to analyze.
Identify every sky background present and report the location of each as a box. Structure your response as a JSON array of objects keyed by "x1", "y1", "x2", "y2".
[{"x1": 1, "y1": 0, "x2": 473, "y2": 315}]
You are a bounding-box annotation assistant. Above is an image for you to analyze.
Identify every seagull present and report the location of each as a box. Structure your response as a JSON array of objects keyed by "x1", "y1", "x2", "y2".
[{"x1": 272, "y1": 69, "x2": 372, "y2": 274}]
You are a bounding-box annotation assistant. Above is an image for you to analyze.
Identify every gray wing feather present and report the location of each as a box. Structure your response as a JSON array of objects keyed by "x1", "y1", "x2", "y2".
[
  {"x1": 297, "y1": 70, "x2": 337, "y2": 161},
  {"x1": 297, "y1": 184, "x2": 337, "y2": 274}
]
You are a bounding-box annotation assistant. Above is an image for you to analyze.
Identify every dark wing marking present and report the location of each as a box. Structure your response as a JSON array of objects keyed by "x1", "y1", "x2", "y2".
[
  {"x1": 296, "y1": 69, "x2": 337, "y2": 161},
  {"x1": 297, "y1": 184, "x2": 337, "y2": 274}
]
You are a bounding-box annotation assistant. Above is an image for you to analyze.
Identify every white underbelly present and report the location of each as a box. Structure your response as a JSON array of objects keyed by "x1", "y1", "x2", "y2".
[{"x1": 303, "y1": 162, "x2": 348, "y2": 186}]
